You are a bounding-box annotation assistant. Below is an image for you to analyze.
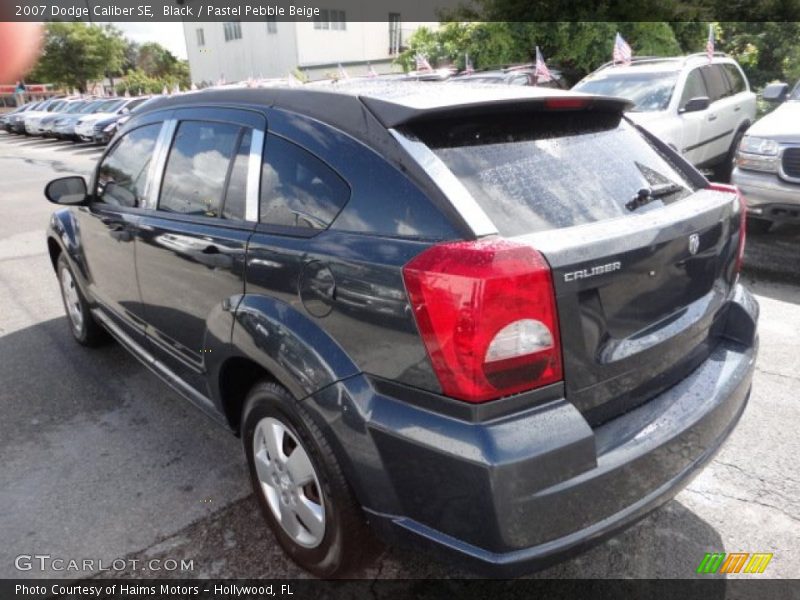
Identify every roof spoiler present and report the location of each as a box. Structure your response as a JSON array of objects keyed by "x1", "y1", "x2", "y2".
[{"x1": 360, "y1": 94, "x2": 634, "y2": 129}]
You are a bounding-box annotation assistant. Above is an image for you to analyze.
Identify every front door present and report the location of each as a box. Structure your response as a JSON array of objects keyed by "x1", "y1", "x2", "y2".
[{"x1": 77, "y1": 121, "x2": 164, "y2": 342}]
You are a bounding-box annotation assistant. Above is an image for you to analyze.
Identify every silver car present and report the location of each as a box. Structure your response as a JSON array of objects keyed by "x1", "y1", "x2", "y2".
[{"x1": 732, "y1": 80, "x2": 800, "y2": 232}]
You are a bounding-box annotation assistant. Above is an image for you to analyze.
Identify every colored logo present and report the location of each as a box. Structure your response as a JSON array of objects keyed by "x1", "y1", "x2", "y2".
[{"x1": 696, "y1": 552, "x2": 773, "y2": 574}]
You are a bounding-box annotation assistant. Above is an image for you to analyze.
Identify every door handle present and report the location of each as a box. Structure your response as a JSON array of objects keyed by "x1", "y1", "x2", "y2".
[
  {"x1": 734, "y1": 105, "x2": 741, "y2": 112},
  {"x1": 708, "y1": 114, "x2": 718, "y2": 121}
]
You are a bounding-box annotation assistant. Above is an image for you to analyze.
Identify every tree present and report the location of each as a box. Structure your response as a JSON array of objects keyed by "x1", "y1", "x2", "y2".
[
  {"x1": 28, "y1": 22, "x2": 124, "y2": 92},
  {"x1": 717, "y1": 22, "x2": 800, "y2": 87},
  {"x1": 137, "y1": 42, "x2": 180, "y2": 79}
]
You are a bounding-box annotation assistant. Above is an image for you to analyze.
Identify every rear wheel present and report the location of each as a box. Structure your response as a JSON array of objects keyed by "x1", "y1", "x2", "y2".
[
  {"x1": 714, "y1": 128, "x2": 746, "y2": 183},
  {"x1": 242, "y1": 381, "x2": 379, "y2": 577}
]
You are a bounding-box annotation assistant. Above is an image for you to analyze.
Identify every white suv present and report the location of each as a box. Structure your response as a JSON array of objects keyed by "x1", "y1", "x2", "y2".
[{"x1": 573, "y1": 53, "x2": 756, "y2": 180}]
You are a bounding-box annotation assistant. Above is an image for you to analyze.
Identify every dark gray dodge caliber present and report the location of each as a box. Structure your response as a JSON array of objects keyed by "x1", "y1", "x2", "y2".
[{"x1": 45, "y1": 82, "x2": 758, "y2": 577}]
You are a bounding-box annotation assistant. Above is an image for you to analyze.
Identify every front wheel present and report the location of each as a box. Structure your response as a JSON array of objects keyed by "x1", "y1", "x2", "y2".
[
  {"x1": 242, "y1": 381, "x2": 379, "y2": 577},
  {"x1": 56, "y1": 254, "x2": 109, "y2": 346}
]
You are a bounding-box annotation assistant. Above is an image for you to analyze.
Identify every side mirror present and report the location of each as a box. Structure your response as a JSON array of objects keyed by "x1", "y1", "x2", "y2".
[
  {"x1": 45, "y1": 176, "x2": 87, "y2": 205},
  {"x1": 762, "y1": 82, "x2": 789, "y2": 103},
  {"x1": 680, "y1": 96, "x2": 711, "y2": 113}
]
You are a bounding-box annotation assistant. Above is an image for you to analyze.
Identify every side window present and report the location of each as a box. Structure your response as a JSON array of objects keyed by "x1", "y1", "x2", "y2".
[
  {"x1": 260, "y1": 134, "x2": 350, "y2": 230},
  {"x1": 158, "y1": 121, "x2": 241, "y2": 217},
  {"x1": 723, "y1": 64, "x2": 746, "y2": 94},
  {"x1": 680, "y1": 69, "x2": 709, "y2": 108},
  {"x1": 96, "y1": 123, "x2": 162, "y2": 208},
  {"x1": 701, "y1": 65, "x2": 731, "y2": 102},
  {"x1": 511, "y1": 74, "x2": 530, "y2": 86},
  {"x1": 222, "y1": 130, "x2": 252, "y2": 221}
]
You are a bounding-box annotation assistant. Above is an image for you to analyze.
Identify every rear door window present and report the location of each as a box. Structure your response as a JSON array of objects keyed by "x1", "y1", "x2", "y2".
[
  {"x1": 411, "y1": 112, "x2": 696, "y2": 237},
  {"x1": 259, "y1": 134, "x2": 350, "y2": 230},
  {"x1": 701, "y1": 65, "x2": 732, "y2": 101},
  {"x1": 158, "y1": 121, "x2": 241, "y2": 217},
  {"x1": 722, "y1": 64, "x2": 746, "y2": 94}
]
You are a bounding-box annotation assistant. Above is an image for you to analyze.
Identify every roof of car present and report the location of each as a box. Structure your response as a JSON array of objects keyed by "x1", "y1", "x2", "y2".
[
  {"x1": 138, "y1": 80, "x2": 629, "y2": 130},
  {"x1": 589, "y1": 53, "x2": 742, "y2": 76}
]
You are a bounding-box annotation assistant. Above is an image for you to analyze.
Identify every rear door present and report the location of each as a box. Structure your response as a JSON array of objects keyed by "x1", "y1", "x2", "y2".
[
  {"x1": 135, "y1": 108, "x2": 263, "y2": 395},
  {"x1": 699, "y1": 64, "x2": 737, "y2": 163},
  {"x1": 413, "y1": 109, "x2": 743, "y2": 424},
  {"x1": 722, "y1": 63, "x2": 756, "y2": 126}
]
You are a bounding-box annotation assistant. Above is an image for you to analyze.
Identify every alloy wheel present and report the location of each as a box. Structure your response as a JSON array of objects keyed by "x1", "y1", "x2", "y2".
[{"x1": 252, "y1": 417, "x2": 326, "y2": 548}]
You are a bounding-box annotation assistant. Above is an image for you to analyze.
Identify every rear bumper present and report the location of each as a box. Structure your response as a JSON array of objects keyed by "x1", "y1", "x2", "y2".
[
  {"x1": 733, "y1": 167, "x2": 800, "y2": 222},
  {"x1": 306, "y1": 285, "x2": 758, "y2": 576}
]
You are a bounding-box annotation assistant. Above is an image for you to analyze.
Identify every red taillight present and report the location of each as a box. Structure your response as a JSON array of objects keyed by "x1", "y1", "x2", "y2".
[
  {"x1": 709, "y1": 183, "x2": 746, "y2": 276},
  {"x1": 402, "y1": 239, "x2": 563, "y2": 403}
]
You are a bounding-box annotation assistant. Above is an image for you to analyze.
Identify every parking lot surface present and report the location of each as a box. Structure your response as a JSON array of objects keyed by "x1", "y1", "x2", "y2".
[{"x1": 1, "y1": 132, "x2": 798, "y2": 579}]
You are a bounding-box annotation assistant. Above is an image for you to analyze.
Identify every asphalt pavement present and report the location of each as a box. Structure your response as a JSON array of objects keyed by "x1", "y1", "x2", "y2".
[{"x1": 0, "y1": 132, "x2": 798, "y2": 580}]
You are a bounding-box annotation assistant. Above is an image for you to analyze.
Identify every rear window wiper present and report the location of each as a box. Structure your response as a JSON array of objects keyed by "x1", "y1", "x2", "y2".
[{"x1": 626, "y1": 182, "x2": 684, "y2": 211}]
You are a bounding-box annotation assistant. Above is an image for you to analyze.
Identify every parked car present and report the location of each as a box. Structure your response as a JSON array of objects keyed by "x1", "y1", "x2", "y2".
[
  {"x1": 450, "y1": 65, "x2": 568, "y2": 89},
  {"x1": 51, "y1": 99, "x2": 113, "y2": 141},
  {"x1": 39, "y1": 99, "x2": 94, "y2": 138},
  {"x1": 573, "y1": 53, "x2": 757, "y2": 180},
  {"x1": 91, "y1": 96, "x2": 160, "y2": 145},
  {"x1": 28, "y1": 98, "x2": 89, "y2": 137},
  {"x1": 0, "y1": 101, "x2": 40, "y2": 132},
  {"x1": 45, "y1": 83, "x2": 757, "y2": 577},
  {"x1": 74, "y1": 96, "x2": 151, "y2": 142},
  {"x1": 8, "y1": 96, "x2": 65, "y2": 134},
  {"x1": 731, "y1": 80, "x2": 800, "y2": 233}
]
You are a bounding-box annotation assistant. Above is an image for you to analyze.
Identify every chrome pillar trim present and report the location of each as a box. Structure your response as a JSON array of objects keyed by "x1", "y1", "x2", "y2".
[
  {"x1": 388, "y1": 127, "x2": 498, "y2": 238},
  {"x1": 144, "y1": 118, "x2": 177, "y2": 210},
  {"x1": 246, "y1": 129, "x2": 265, "y2": 223}
]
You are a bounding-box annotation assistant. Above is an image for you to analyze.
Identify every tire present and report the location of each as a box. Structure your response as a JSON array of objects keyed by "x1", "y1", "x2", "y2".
[
  {"x1": 746, "y1": 217, "x2": 772, "y2": 234},
  {"x1": 56, "y1": 254, "x2": 108, "y2": 346},
  {"x1": 713, "y1": 128, "x2": 746, "y2": 183},
  {"x1": 242, "y1": 381, "x2": 379, "y2": 577}
]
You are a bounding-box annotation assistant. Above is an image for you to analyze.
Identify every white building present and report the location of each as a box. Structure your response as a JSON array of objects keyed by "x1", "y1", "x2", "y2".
[{"x1": 183, "y1": 17, "x2": 433, "y2": 84}]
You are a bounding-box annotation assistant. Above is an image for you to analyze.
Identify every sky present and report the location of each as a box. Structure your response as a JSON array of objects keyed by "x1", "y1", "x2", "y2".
[{"x1": 114, "y1": 23, "x2": 188, "y2": 59}]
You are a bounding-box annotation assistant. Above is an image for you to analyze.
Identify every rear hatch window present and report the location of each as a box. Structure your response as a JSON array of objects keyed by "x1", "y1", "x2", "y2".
[{"x1": 409, "y1": 112, "x2": 697, "y2": 237}]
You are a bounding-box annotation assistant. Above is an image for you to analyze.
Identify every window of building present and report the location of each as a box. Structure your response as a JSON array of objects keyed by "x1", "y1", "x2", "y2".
[
  {"x1": 331, "y1": 10, "x2": 346, "y2": 30},
  {"x1": 96, "y1": 123, "x2": 162, "y2": 208},
  {"x1": 389, "y1": 14, "x2": 401, "y2": 54},
  {"x1": 260, "y1": 134, "x2": 350, "y2": 230},
  {"x1": 159, "y1": 121, "x2": 242, "y2": 217},
  {"x1": 313, "y1": 9, "x2": 345, "y2": 30},
  {"x1": 196, "y1": 28, "x2": 205, "y2": 47},
  {"x1": 266, "y1": 16, "x2": 278, "y2": 34},
  {"x1": 223, "y1": 21, "x2": 242, "y2": 42}
]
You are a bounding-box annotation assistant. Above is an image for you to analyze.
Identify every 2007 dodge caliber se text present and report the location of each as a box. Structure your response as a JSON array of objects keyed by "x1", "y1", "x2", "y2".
[{"x1": 44, "y1": 82, "x2": 758, "y2": 577}]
